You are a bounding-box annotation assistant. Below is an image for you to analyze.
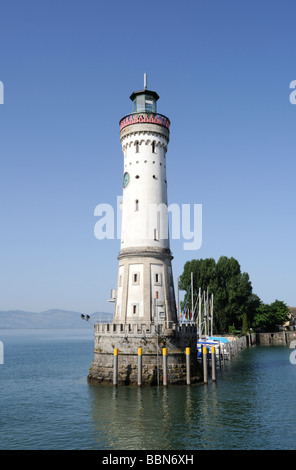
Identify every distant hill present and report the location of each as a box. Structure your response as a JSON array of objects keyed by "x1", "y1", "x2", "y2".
[{"x1": 0, "y1": 309, "x2": 113, "y2": 329}]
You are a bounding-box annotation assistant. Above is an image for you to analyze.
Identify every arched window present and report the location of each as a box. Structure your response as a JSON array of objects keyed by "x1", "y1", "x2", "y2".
[
  {"x1": 152, "y1": 141, "x2": 156, "y2": 153},
  {"x1": 135, "y1": 141, "x2": 139, "y2": 153}
]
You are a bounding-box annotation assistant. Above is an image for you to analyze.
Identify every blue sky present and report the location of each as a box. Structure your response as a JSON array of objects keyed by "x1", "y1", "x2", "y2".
[{"x1": 0, "y1": 0, "x2": 295, "y2": 314}]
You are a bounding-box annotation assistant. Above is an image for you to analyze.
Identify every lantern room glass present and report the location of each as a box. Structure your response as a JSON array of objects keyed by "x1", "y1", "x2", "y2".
[{"x1": 132, "y1": 93, "x2": 157, "y2": 113}]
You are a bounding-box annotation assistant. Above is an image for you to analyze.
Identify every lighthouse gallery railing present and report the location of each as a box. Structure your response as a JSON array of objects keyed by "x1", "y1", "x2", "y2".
[{"x1": 119, "y1": 112, "x2": 170, "y2": 131}]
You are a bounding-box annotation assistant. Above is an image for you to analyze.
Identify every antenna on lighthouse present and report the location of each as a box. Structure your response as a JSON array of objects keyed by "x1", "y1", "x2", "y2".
[{"x1": 144, "y1": 73, "x2": 147, "y2": 90}]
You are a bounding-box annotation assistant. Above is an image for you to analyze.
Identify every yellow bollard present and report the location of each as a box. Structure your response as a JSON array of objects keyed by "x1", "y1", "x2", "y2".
[
  {"x1": 211, "y1": 346, "x2": 216, "y2": 382},
  {"x1": 138, "y1": 348, "x2": 142, "y2": 387},
  {"x1": 113, "y1": 348, "x2": 118, "y2": 386},
  {"x1": 163, "y1": 348, "x2": 168, "y2": 386},
  {"x1": 203, "y1": 346, "x2": 208, "y2": 384},
  {"x1": 186, "y1": 347, "x2": 191, "y2": 385}
]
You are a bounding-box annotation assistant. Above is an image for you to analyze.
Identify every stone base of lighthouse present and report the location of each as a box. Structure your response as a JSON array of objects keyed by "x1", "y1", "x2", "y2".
[{"x1": 87, "y1": 323, "x2": 202, "y2": 386}]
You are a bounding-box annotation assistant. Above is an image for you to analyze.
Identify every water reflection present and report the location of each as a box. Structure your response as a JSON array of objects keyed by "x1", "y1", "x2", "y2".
[
  {"x1": 89, "y1": 384, "x2": 199, "y2": 449},
  {"x1": 88, "y1": 346, "x2": 296, "y2": 450}
]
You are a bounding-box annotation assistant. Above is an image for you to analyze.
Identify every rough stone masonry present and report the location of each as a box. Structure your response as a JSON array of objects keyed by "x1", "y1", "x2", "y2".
[{"x1": 88, "y1": 323, "x2": 201, "y2": 386}]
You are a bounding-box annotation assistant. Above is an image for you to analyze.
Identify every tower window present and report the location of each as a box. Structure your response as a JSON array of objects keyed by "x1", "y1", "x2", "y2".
[
  {"x1": 135, "y1": 175, "x2": 139, "y2": 179},
  {"x1": 155, "y1": 273, "x2": 162, "y2": 286},
  {"x1": 132, "y1": 272, "x2": 140, "y2": 285},
  {"x1": 152, "y1": 141, "x2": 156, "y2": 153},
  {"x1": 132, "y1": 304, "x2": 138, "y2": 314},
  {"x1": 135, "y1": 199, "x2": 139, "y2": 211},
  {"x1": 135, "y1": 141, "x2": 139, "y2": 153}
]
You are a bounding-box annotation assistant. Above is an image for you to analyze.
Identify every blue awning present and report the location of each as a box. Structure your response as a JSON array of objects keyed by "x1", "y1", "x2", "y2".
[{"x1": 208, "y1": 336, "x2": 229, "y2": 344}]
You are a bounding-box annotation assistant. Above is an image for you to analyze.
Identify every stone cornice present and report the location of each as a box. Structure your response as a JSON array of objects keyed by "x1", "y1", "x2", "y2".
[
  {"x1": 120, "y1": 123, "x2": 169, "y2": 143},
  {"x1": 118, "y1": 246, "x2": 173, "y2": 261}
]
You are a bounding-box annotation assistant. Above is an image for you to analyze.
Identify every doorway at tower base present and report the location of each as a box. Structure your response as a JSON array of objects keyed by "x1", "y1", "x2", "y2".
[{"x1": 87, "y1": 323, "x2": 202, "y2": 386}]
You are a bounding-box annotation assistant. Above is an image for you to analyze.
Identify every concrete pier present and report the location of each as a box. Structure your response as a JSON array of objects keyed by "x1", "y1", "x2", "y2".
[{"x1": 88, "y1": 322, "x2": 201, "y2": 386}]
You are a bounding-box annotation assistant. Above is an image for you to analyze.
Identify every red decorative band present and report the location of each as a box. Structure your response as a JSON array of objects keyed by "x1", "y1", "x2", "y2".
[{"x1": 119, "y1": 113, "x2": 170, "y2": 131}]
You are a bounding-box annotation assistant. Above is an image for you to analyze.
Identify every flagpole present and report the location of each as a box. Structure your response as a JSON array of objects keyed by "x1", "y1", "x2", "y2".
[
  {"x1": 177, "y1": 276, "x2": 180, "y2": 323},
  {"x1": 211, "y1": 293, "x2": 214, "y2": 336},
  {"x1": 198, "y1": 287, "x2": 201, "y2": 338},
  {"x1": 207, "y1": 287, "x2": 209, "y2": 337},
  {"x1": 191, "y1": 272, "x2": 194, "y2": 322},
  {"x1": 203, "y1": 290, "x2": 206, "y2": 336}
]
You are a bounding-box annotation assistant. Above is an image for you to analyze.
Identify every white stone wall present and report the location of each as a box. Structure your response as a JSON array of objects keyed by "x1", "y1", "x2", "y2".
[
  {"x1": 114, "y1": 265, "x2": 124, "y2": 321},
  {"x1": 150, "y1": 263, "x2": 165, "y2": 321},
  {"x1": 127, "y1": 263, "x2": 144, "y2": 318},
  {"x1": 120, "y1": 128, "x2": 169, "y2": 250},
  {"x1": 113, "y1": 121, "x2": 176, "y2": 325}
]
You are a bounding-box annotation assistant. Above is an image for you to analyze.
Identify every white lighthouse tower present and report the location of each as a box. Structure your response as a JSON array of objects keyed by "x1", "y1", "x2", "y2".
[
  {"x1": 89, "y1": 77, "x2": 199, "y2": 386},
  {"x1": 114, "y1": 75, "x2": 177, "y2": 326}
]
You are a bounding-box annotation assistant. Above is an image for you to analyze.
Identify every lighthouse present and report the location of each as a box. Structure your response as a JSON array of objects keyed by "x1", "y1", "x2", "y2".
[
  {"x1": 88, "y1": 77, "x2": 200, "y2": 386},
  {"x1": 114, "y1": 74, "x2": 177, "y2": 326}
]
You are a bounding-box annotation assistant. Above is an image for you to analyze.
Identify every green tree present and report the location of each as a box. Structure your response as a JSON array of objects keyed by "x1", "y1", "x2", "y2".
[
  {"x1": 253, "y1": 299, "x2": 289, "y2": 331},
  {"x1": 179, "y1": 256, "x2": 256, "y2": 334},
  {"x1": 243, "y1": 293, "x2": 261, "y2": 332},
  {"x1": 179, "y1": 258, "x2": 216, "y2": 318}
]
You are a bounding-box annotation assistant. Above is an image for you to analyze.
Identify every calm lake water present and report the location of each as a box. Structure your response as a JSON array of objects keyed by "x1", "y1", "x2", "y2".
[{"x1": 0, "y1": 328, "x2": 295, "y2": 450}]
